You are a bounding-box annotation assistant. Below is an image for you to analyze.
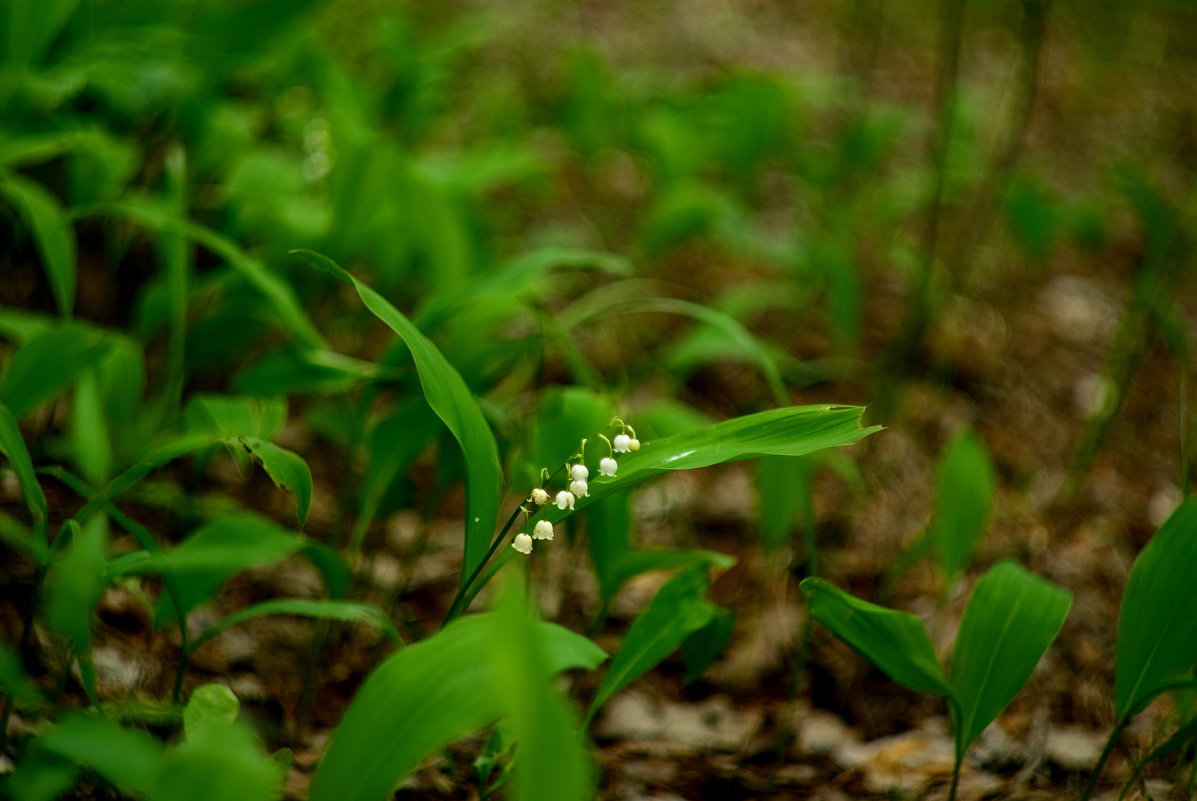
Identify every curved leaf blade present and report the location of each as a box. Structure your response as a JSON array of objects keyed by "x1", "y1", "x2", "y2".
[
  {"x1": 801, "y1": 576, "x2": 952, "y2": 697},
  {"x1": 930, "y1": 429, "x2": 996, "y2": 581},
  {"x1": 238, "y1": 436, "x2": 313, "y2": 526},
  {"x1": 948, "y1": 560, "x2": 1071, "y2": 754},
  {"x1": 546, "y1": 405, "x2": 877, "y2": 525},
  {"x1": 586, "y1": 566, "x2": 717, "y2": 723},
  {"x1": 1115, "y1": 499, "x2": 1197, "y2": 719},
  {"x1": 487, "y1": 575, "x2": 593, "y2": 801},
  {"x1": 192, "y1": 598, "x2": 402, "y2": 653},
  {"x1": 292, "y1": 249, "x2": 501, "y2": 584},
  {"x1": 310, "y1": 613, "x2": 605, "y2": 801}
]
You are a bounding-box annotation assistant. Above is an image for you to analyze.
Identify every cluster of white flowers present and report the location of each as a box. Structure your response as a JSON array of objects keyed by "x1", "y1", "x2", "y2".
[{"x1": 512, "y1": 420, "x2": 640, "y2": 555}]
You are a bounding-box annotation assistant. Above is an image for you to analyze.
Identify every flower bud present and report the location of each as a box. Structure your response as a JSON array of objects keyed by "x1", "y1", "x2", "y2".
[
  {"x1": 555, "y1": 490, "x2": 575, "y2": 511},
  {"x1": 511, "y1": 533, "x2": 533, "y2": 555},
  {"x1": 628, "y1": 438, "x2": 640, "y2": 452},
  {"x1": 600, "y1": 457, "x2": 618, "y2": 477},
  {"x1": 533, "y1": 520, "x2": 554, "y2": 540}
]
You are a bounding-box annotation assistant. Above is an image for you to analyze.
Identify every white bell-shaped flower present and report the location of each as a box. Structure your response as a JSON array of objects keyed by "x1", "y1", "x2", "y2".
[
  {"x1": 600, "y1": 457, "x2": 617, "y2": 477},
  {"x1": 555, "y1": 490, "x2": 575, "y2": 511},
  {"x1": 613, "y1": 434, "x2": 631, "y2": 453},
  {"x1": 533, "y1": 520, "x2": 554, "y2": 540},
  {"x1": 570, "y1": 478, "x2": 589, "y2": 497},
  {"x1": 530, "y1": 488, "x2": 550, "y2": 506},
  {"x1": 570, "y1": 463, "x2": 589, "y2": 482},
  {"x1": 511, "y1": 533, "x2": 533, "y2": 555}
]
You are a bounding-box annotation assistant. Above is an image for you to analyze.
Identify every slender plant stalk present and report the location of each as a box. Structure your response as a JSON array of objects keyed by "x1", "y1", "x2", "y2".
[
  {"x1": 949, "y1": 0, "x2": 1052, "y2": 288},
  {"x1": 1079, "y1": 718, "x2": 1128, "y2": 801},
  {"x1": 881, "y1": 0, "x2": 966, "y2": 410}
]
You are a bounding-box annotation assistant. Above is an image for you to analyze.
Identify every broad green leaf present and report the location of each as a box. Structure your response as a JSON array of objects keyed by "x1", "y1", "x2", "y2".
[
  {"x1": 183, "y1": 683, "x2": 240, "y2": 739},
  {"x1": 586, "y1": 566, "x2": 717, "y2": 723},
  {"x1": 929, "y1": 429, "x2": 995, "y2": 581},
  {"x1": 682, "y1": 606, "x2": 736, "y2": 683},
  {"x1": 237, "y1": 436, "x2": 312, "y2": 526},
  {"x1": 0, "y1": 172, "x2": 76, "y2": 317},
  {"x1": 310, "y1": 613, "x2": 605, "y2": 801},
  {"x1": 1115, "y1": 499, "x2": 1197, "y2": 719},
  {"x1": 148, "y1": 719, "x2": 282, "y2": 801},
  {"x1": 0, "y1": 401, "x2": 47, "y2": 531},
  {"x1": 33, "y1": 714, "x2": 164, "y2": 798},
  {"x1": 191, "y1": 598, "x2": 402, "y2": 653},
  {"x1": 292, "y1": 249, "x2": 501, "y2": 584},
  {"x1": 949, "y1": 561, "x2": 1071, "y2": 754},
  {"x1": 543, "y1": 406, "x2": 877, "y2": 525},
  {"x1": 184, "y1": 395, "x2": 287, "y2": 440},
  {"x1": 460, "y1": 405, "x2": 876, "y2": 614},
  {"x1": 81, "y1": 199, "x2": 326, "y2": 348},
  {"x1": 800, "y1": 576, "x2": 952, "y2": 697},
  {"x1": 487, "y1": 574, "x2": 592, "y2": 801},
  {"x1": 0, "y1": 324, "x2": 110, "y2": 418}
]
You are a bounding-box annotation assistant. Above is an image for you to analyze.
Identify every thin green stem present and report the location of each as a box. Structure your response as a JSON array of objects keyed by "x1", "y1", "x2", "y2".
[{"x1": 1079, "y1": 717, "x2": 1128, "y2": 801}]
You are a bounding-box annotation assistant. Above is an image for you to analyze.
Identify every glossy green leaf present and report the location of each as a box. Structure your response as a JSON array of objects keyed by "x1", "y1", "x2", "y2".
[
  {"x1": 800, "y1": 576, "x2": 952, "y2": 697},
  {"x1": 191, "y1": 598, "x2": 402, "y2": 653},
  {"x1": 543, "y1": 406, "x2": 877, "y2": 527},
  {"x1": 1115, "y1": 499, "x2": 1197, "y2": 719},
  {"x1": 0, "y1": 324, "x2": 110, "y2": 419},
  {"x1": 0, "y1": 172, "x2": 76, "y2": 317},
  {"x1": 237, "y1": 436, "x2": 312, "y2": 526},
  {"x1": 0, "y1": 401, "x2": 47, "y2": 531},
  {"x1": 33, "y1": 714, "x2": 165, "y2": 798},
  {"x1": 949, "y1": 561, "x2": 1071, "y2": 754},
  {"x1": 930, "y1": 429, "x2": 995, "y2": 581},
  {"x1": 586, "y1": 566, "x2": 717, "y2": 723},
  {"x1": 487, "y1": 574, "x2": 592, "y2": 801},
  {"x1": 310, "y1": 613, "x2": 605, "y2": 801},
  {"x1": 292, "y1": 249, "x2": 501, "y2": 584},
  {"x1": 183, "y1": 683, "x2": 240, "y2": 739}
]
